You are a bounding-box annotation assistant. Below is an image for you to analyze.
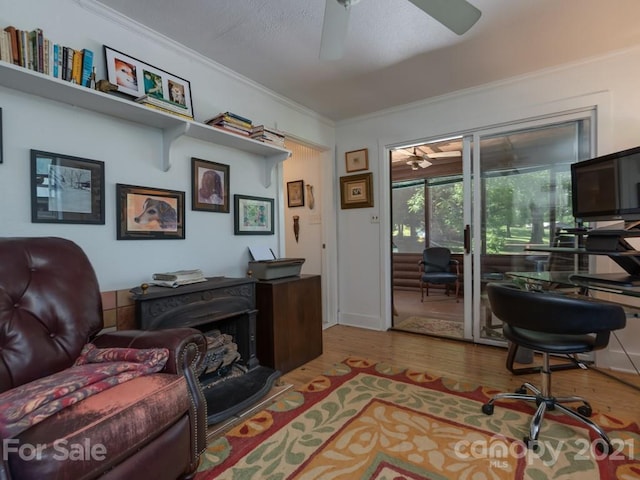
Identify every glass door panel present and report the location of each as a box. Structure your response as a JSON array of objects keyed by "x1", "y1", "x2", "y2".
[{"x1": 473, "y1": 115, "x2": 593, "y2": 344}]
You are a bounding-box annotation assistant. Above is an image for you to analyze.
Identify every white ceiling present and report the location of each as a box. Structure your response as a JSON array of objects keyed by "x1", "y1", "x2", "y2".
[{"x1": 97, "y1": 0, "x2": 640, "y2": 121}]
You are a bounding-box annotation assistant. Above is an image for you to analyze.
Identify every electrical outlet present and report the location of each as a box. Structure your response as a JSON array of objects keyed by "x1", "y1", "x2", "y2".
[{"x1": 370, "y1": 214, "x2": 380, "y2": 223}]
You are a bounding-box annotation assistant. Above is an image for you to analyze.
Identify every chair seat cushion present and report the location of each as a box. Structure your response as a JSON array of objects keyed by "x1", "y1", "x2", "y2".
[
  {"x1": 8, "y1": 373, "x2": 189, "y2": 480},
  {"x1": 421, "y1": 273, "x2": 457, "y2": 283},
  {"x1": 504, "y1": 324, "x2": 597, "y2": 354}
]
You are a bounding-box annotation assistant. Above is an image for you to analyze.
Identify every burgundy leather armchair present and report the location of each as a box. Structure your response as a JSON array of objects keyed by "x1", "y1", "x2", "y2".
[{"x1": 0, "y1": 237, "x2": 208, "y2": 480}]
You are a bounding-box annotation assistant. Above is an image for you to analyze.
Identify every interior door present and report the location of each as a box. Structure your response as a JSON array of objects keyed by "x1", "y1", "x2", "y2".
[{"x1": 471, "y1": 111, "x2": 594, "y2": 345}]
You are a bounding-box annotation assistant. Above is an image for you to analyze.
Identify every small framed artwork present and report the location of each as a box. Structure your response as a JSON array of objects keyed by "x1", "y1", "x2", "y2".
[
  {"x1": 345, "y1": 148, "x2": 369, "y2": 173},
  {"x1": 234, "y1": 194, "x2": 274, "y2": 235},
  {"x1": 104, "y1": 46, "x2": 194, "y2": 117},
  {"x1": 191, "y1": 157, "x2": 230, "y2": 213},
  {"x1": 116, "y1": 183, "x2": 185, "y2": 240},
  {"x1": 287, "y1": 179, "x2": 305, "y2": 207},
  {"x1": 30, "y1": 150, "x2": 105, "y2": 224},
  {"x1": 340, "y1": 172, "x2": 374, "y2": 209}
]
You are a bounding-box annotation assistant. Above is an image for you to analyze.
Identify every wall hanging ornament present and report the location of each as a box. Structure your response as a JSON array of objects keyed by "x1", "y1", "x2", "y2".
[
  {"x1": 293, "y1": 215, "x2": 300, "y2": 243},
  {"x1": 306, "y1": 184, "x2": 315, "y2": 210}
]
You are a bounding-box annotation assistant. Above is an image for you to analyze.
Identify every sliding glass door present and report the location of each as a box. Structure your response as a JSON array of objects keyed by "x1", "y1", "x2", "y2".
[
  {"x1": 472, "y1": 111, "x2": 594, "y2": 345},
  {"x1": 390, "y1": 109, "x2": 594, "y2": 345}
]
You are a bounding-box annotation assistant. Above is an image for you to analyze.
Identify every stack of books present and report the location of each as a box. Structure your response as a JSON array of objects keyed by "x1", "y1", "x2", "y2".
[
  {"x1": 250, "y1": 125, "x2": 286, "y2": 147},
  {"x1": 152, "y1": 269, "x2": 206, "y2": 288},
  {"x1": 135, "y1": 95, "x2": 193, "y2": 120},
  {"x1": 0, "y1": 25, "x2": 94, "y2": 88},
  {"x1": 205, "y1": 112, "x2": 253, "y2": 136}
]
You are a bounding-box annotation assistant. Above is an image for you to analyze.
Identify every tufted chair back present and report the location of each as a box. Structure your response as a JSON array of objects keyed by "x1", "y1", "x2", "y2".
[{"x1": 0, "y1": 237, "x2": 103, "y2": 393}]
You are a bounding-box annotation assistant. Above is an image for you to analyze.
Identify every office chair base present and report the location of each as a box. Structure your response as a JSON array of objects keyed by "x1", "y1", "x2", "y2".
[{"x1": 482, "y1": 383, "x2": 613, "y2": 454}]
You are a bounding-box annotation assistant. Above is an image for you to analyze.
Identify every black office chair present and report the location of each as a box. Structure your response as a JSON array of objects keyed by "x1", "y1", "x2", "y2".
[
  {"x1": 418, "y1": 247, "x2": 460, "y2": 302},
  {"x1": 481, "y1": 282, "x2": 626, "y2": 452}
]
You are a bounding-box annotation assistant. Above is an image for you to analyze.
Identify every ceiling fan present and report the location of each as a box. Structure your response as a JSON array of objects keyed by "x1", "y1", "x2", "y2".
[
  {"x1": 320, "y1": 0, "x2": 482, "y2": 60},
  {"x1": 395, "y1": 146, "x2": 461, "y2": 169}
]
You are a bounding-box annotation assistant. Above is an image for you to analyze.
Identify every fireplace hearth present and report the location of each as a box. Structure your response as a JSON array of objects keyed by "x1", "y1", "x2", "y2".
[{"x1": 130, "y1": 277, "x2": 280, "y2": 424}]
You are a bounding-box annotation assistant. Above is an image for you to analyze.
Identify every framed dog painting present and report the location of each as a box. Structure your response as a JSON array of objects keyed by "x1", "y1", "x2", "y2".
[
  {"x1": 191, "y1": 158, "x2": 230, "y2": 213},
  {"x1": 30, "y1": 150, "x2": 105, "y2": 224},
  {"x1": 116, "y1": 183, "x2": 185, "y2": 240},
  {"x1": 104, "y1": 46, "x2": 194, "y2": 118}
]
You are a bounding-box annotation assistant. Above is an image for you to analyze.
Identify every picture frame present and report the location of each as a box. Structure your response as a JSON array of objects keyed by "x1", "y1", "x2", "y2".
[
  {"x1": 30, "y1": 150, "x2": 105, "y2": 224},
  {"x1": 345, "y1": 148, "x2": 369, "y2": 173},
  {"x1": 234, "y1": 194, "x2": 274, "y2": 235},
  {"x1": 287, "y1": 179, "x2": 305, "y2": 207},
  {"x1": 340, "y1": 172, "x2": 374, "y2": 209},
  {"x1": 104, "y1": 46, "x2": 194, "y2": 118},
  {"x1": 116, "y1": 183, "x2": 185, "y2": 240},
  {"x1": 191, "y1": 157, "x2": 230, "y2": 213}
]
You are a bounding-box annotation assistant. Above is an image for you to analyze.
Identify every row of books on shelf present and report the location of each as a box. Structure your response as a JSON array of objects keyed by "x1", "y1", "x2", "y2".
[
  {"x1": 135, "y1": 94, "x2": 193, "y2": 120},
  {"x1": 0, "y1": 25, "x2": 94, "y2": 87},
  {"x1": 204, "y1": 112, "x2": 286, "y2": 147}
]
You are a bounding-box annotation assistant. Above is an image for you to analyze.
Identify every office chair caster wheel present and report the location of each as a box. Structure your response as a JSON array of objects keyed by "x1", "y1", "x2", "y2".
[
  {"x1": 481, "y1": 403, "x2": 494, "y2": 415},
  {"x1": 515, "y1": 386, "x2": 527, "y2": 394},
  {"x1": 577, "y1": 405, "x2": 592, "y2": 417},
  {"x1": 524, "y1": 437, "x2": 539, "y2": 451},
  {"x1": 594, "y1": 440, "x2": 610, "y2": 456}
]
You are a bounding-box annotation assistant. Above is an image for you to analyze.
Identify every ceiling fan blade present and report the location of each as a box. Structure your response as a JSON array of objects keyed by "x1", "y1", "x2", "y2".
[
  {"x1": 427, "y1": 151, "x2": 461, "y2": 158},
  {"x1": 320, "y1": 0, "x2": 351, "y2": 60},
  {"x1": 407, "y1": 0, "x2": 481, "y2": 35}
]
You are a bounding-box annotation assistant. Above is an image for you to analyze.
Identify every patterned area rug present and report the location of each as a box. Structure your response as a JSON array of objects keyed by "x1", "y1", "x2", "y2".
[
  {"x1": 393, "y1": 316, "x2": 464, "y2": 339},
  {"x1": 196, "y1": 357, "x2": 639, "y2": 479}
]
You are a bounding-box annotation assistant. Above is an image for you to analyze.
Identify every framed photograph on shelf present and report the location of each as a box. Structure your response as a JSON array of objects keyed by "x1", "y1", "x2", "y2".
[
  {"x1": 30, "y1": 150, "x2": 105, "y2": 224},
  {"x1": 287, "y1": 179, "x2": 305, "y2": 207},
  {"x1": 234, "y1": 194, "x2": 274, "y2": 235},
  {"x1": 191, "y1": 157, "x2": 230, "y2": 213},
  {"x1": 116, "y1": 183, "x2": 185, "y2": 240},
  {"x1": 104, "y1": 46, "x2": 194, "y2": 117},
  {"x1": 345, "y1": 148, "x2": 368, "y2": 173},
  {"x1": 340, "y1": 172, "x2": 374, "y2": 209}
]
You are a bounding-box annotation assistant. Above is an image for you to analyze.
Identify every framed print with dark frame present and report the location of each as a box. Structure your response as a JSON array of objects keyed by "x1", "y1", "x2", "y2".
[
  {"x1": 340, "y1": 172, "x2": 374, "y2": 209},
  {"x1": 30, "y1": 150, "x2": 105, "y2": 224},
  {"x1": 345, "y1": 148, "x2": 369, "y2": 173},
  {"x1": 116, "y1": 183, "x2": 185, "y2": 240},
  {"x1": 104, "y1": 46, "x2": 194, "y2": 118},
  {"x1": 287, "y1": 179, "x2": 305, "y2": 207},
  {"x1": 191, "y1": 157, "x2": 230, "y2": 213},
  {"x1": 234, "y1": 194, "x2": 274, "y2": 235}
]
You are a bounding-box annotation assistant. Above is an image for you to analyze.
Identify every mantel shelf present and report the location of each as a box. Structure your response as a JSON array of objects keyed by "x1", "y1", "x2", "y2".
[{"x1": 0, "y1": 62, "x2": 291, "y2": 186}]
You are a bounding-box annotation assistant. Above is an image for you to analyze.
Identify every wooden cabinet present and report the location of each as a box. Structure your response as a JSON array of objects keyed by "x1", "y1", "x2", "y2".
[{"x1": 255, "y1": 275, "x2": 323, "y2": 374}]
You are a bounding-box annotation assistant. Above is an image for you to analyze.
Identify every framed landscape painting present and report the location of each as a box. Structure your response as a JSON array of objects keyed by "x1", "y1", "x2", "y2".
[{"x1": 30, "y1": 150, "x2": 105, "y2": 224}]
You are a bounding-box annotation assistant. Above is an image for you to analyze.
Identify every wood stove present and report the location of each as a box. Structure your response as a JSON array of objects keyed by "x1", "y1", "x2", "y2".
[{"x1": 130, "y1": 277, "x2": 280, "y2": 425}]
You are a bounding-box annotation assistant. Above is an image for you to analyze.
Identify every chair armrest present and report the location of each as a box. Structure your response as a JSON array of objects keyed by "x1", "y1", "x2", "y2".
[
  {"x1": 449, "y1": 258, "x2": 460, "y2": 274},
  {"x1": 91, "y1": 328, "x2": 207, "y2": 376}
]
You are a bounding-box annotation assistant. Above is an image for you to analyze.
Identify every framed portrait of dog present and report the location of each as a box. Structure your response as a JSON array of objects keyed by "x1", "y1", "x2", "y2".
[
  {"x1": 104, "y1": 46, "x2": 194, "y2": 118},
  {"x1": 116, "y1": 183, "x2": 185, "y2": 240},
  {"x1": 191, "y1": 158, "x2": 230, "y2": 213},
  {"x1": 30, "y1": 150, "x2": 105, "y2": 224}
]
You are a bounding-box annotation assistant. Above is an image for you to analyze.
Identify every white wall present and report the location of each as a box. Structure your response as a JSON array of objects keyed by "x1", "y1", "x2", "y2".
[
  {"x1": 0, "y1": 0, "x2": 335, "y2": 293},
  {"x1": 335, "y1": 47, "x2": 640, "y2": 371}
]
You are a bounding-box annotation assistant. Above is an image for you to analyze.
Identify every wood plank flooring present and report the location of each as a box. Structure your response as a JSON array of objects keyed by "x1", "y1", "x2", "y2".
[{"x1": 281, "y1": 325, "x2": 640, "y2": 423}]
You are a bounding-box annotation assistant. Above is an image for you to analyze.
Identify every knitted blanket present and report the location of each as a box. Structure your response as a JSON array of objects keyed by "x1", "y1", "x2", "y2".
[{"x1": 0, "y1": 343, "x2": 169, "y2": 438}]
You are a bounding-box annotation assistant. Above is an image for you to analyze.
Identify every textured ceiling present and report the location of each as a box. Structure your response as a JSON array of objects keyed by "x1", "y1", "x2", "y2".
[{"x1": 97, "y1": 0, "x2": 640, "y2": 121}]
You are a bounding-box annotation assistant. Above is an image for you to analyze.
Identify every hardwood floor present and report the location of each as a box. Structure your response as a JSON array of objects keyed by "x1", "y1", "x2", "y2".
[{"x1": 281, "y1": 324, "x2": 640, "y2": 423}]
